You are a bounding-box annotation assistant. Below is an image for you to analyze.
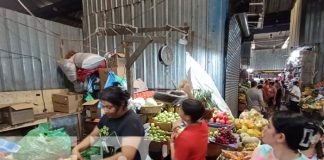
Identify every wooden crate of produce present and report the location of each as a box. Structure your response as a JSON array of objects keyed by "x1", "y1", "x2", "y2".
[{"x1": 140, "y1": 103, "x2": 164, "y2": 114}]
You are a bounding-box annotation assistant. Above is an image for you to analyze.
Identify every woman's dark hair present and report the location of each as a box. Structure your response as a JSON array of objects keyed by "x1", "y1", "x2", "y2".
[
  {"x1": 181, "y1": 99, "x2": 205, "y2": 123},
  {"x1": 271, "y1": 111, "x2": 317, "y2": 151},
  {"x1": 99, "y1": 86, "x2": 130, "y2": 109}
]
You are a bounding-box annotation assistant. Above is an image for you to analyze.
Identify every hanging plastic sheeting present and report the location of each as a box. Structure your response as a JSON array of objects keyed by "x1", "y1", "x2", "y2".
[{"x1": 185, "y1": 52, "x2": 232, "y2": 115}]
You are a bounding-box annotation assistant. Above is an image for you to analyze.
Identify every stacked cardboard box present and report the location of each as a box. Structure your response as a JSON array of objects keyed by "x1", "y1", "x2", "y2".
[{"x1": 52, "y1": 93, "x2": 83, "y2": 113}]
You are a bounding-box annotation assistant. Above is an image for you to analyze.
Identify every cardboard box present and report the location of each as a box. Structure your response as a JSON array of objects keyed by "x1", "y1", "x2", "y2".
[
  {"x1": 98, "y1": 67, "x2": 125, "y2": 89},
  {"x1": 83, "y1": 100, "x2": 100, "y2": 119},
  {"x1": 107, "y1": 53, "x2": 126, "y2": 68},
  {"x1": 52, "y1": 93, "x2": 83, "y2": 113},
  {"x1": 133, "y1": 79, "x2": 148, "y2": 93},
  {"x1": 0, "y1": 103, "x2": 35, "y2": 125},
  {"x1": 155, "y1": 122, "x2": 172, "y2": 132}
]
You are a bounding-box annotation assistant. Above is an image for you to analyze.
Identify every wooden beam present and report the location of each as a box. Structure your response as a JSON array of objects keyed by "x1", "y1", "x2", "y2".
[
  {"x1": 124, "y1": 36, "x2": 166, "y2": 44},
  {"x1": 126, "y1": 38, "x2": 153, "y2": 69},
  {"x1": 97, "y1": 26, "x2": 190, "y2": 36}
]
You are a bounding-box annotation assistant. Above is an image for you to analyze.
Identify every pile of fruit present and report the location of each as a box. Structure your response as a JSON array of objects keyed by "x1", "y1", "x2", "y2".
[
  {"x1": 240, "y1": 132, "x2": 260, "y2": 151},
  {"x1": 147, "y1": 123, "x2": 170, "y2": 142},
  {"x1": 235, "y1": 109, "x2": 268, "y2": 138},
  {"x1": 214, "y1": 128, "x2": 237, "y2": 144},
  {"x1": 208, "y1": 129, "x2": 219, "y2": 137},
  {"x1": 300, "y1": 96, "x2": 323, "y2": 110},
  {"x1": 219, "y1": 150, "x2": 252, "y2": 160},
  {"x1": 209, "y1": 111, "x2": 234, "y2": 126},
  {"x1": 153, "y1": 111, "x2": 180, "y2": 123}
]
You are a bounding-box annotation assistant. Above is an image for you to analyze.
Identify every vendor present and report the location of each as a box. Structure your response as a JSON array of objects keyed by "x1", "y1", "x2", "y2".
[
  {"x1": 170, "y1": 99, "x2": 209, "y2": 160},
  {"x1": 312, "y1": 89, "x2": 323, "y2": 101},
  {"x1": 72, "y1": 86, "x2": 144, "y2": 160}
]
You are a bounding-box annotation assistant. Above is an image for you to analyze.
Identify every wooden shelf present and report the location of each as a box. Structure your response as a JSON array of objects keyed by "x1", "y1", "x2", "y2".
[
  {"x1": 0, "y1": 118, "x2": 48, "y2": 133},
  {"x1": 0, "y1": 112, "x2": 79, "y2": 133}
]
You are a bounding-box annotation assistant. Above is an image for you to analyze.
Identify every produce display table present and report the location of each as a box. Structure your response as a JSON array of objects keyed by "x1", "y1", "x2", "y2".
[{"x1": 206, "y1": 143, "x2": 238, "y2": 160}]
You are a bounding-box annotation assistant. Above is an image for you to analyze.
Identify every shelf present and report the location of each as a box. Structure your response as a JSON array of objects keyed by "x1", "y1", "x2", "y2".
[
  {"x1": 0, "y1": 112, "x2": 78, "y2": 133},
  {"x1": 0, "y1": 118, "x2": 48, "y2": 133}
]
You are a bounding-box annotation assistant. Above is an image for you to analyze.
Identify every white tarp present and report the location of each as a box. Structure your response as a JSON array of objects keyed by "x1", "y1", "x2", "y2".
[{"x1": 185, "y1": 52, "x2": 232, "y2": 114}]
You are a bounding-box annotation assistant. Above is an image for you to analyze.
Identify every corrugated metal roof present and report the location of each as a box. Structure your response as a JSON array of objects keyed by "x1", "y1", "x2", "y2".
[
  {"x1": 0, "y1": 8, "x2": 82, "y2": 91},
  {"x1": 82, "y1": 0, "x2": 228, "y2": 95},
  {"x1": 264, "y1": 0, "x2": 295, "y2": 14},
  {"x1": 250, "y1": 49, "x2": 288, "y2": 71}
]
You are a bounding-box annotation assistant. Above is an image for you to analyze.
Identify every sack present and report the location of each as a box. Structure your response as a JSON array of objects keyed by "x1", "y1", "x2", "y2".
[
  {"x1": 13, "y1": 123, "x2": 71, "y2": 160},
  {"x1": 57, "y1": 58, "x2": 77, "y2": 82},
  {"x1": 74, "y1": 53, "x2": 105, "y2": 69}
]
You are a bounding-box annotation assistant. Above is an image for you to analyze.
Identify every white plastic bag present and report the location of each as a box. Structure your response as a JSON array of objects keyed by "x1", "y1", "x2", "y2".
[
  {"x1": 57, "y1": 58, "x2": 77, "y2": 82},
  {"x1": 185, "y1": 52, "x2": 232, "y2": 115},
  {"x1": 74, "y1": 53, "x2": 105, "y2": 69}
]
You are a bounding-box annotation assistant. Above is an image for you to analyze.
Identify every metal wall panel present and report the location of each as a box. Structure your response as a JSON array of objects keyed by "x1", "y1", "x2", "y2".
[
  {"x1": 0, "y1": 8, "x2": 82, "y2": 92},
  {"x1": 250, "y1": 49, "x2": 289, "y2": 71},
  {"x1": 289, "y1": 0, "x2": 302, "y2": 49},
  {"x1": 225, "y1": 16, "x2": 241, "y2": 117},
  {"x1": 299, "y1": 0, "x2": 324, "y2": 83},
  {"x1": 82, "y1": 0, "x2": 228, "y2": 95}
]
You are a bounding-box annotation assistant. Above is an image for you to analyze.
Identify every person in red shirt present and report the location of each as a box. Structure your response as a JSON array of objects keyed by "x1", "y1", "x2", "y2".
[{"x1": 170, "y1": 99, "x2": 209, "y2": 160}]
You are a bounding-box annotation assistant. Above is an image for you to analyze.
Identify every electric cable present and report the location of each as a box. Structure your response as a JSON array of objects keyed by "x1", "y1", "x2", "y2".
[{"x1": 0, "y1": 48, "x2": 47, "y2": 112}]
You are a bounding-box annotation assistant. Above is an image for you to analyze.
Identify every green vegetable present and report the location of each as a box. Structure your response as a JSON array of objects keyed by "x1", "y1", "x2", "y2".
[{"x1": 193, "y1": 89, "x2": 217, "y2": 108}]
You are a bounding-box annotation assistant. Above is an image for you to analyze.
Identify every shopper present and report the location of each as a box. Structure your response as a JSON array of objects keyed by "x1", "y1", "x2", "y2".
[
  {"x1": 72, "y1": 86, "x2": 144, "y2": 160},
  {"x1": 301, "y1": 121, "x2": 323, "y2": 160},
  {"x1": 288, "y1": 81, "x2": 301, "y2": 112},
  {"x1": 263, "y1": 80, "x2": 270, "y2": 102},
  {"x1": 249, "y1": 111, "x2": 318, "y2": 160},
  {"x1": 170, "y1": 99, "x2": 208, "y2": 160},
  {"x1": 246, "y1": 81, "x2": 267, "y2": 112},
  {"x1": 274, "y1": 80, "x2": 282, "y2": 111},
  {"x1": 267, "y1": 82, "x2": 277, "y2": 111}
]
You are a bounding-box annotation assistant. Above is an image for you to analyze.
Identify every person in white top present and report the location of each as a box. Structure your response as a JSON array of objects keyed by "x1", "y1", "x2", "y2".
[{"x1": 288, "y1": 81, "x2": 301, "y2": 112}]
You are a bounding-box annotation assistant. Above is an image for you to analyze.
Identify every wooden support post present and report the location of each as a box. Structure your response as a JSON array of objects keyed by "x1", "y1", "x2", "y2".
[
  {"x1": 122, "y1": 33, "x2": 186, "y2": 96},
  {"x1": 126, "y1": 38, "x2": 153, "y2": 69},
  {"x1": 123, "y1": 42, "x2": 133, "y2": 96}
]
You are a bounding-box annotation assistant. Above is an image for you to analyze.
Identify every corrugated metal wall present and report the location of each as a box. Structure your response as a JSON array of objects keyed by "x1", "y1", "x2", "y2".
[
  {"x1": 82, "y1": 0, "x2": 228, "y2": 94},
  {"x1": 0, "y1": 8, "x2": 82, "y2": 91},
  {"x1": 250, "y1": 49, "x2": 289, "y2": 71},
  {"x1": 225, "y1": 16, "x2": 241, "y2": 117},
  {"x1": 298, "y1": 0, "x2": 324, "y2": 83}
]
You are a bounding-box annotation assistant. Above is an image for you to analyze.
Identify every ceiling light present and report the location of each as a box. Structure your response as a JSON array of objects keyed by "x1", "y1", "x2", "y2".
[{"x1": 178, "y1": 35, "x2": 188, "y2": 45}]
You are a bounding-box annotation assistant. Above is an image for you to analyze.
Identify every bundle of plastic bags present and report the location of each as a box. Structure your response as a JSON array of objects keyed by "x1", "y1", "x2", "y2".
[{"x1": 13, "y1": 123, "x2": 71, "y2": 160}]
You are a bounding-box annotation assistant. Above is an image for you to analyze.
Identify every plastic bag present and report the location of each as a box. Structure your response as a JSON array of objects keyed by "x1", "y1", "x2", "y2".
[
  {"x1": 13, "y1": 123, "x2": 71, "y2": 160},
  {"x1": 104, "y1": 72, "x2": 127, "y2": 90},
  {"x1": 185, "y1": 52, "x2": 232, "y2": 115}
]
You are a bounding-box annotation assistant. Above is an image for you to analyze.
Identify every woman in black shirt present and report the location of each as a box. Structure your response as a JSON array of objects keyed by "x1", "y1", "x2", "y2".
[{"x1": 72, "y1": 86, "x2": 144, "y2": 160}]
